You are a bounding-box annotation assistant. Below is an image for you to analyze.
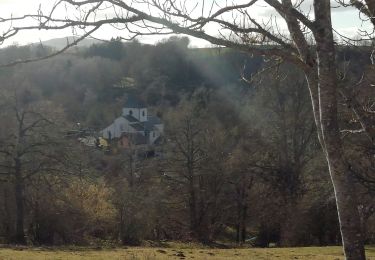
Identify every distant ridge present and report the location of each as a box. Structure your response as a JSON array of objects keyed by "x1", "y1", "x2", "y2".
[{"x1": 38, "y1": 36, "x2": 101, "y2": 49}]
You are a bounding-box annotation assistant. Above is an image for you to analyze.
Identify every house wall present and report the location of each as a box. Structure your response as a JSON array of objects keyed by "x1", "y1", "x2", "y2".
[
  {"x1": 118, "y1": 136, "x2": 131, "y2": 149},
  {"x1": 103, "y1": 107, "x2": 163, "y2": 144},
  {"x1": 102, "y1": 117, "x2": 134, "y2": 139},
  {"x1": 139, "y1": 108, "x2": 147, "y2": 122},
  {"x1": 102, "y1": 124, "x2": 116, "y2": 139},
  {"x1": 154, "y1": 124, "x2": 164, "y2": 133},
  {"x1": 149, "y1": 129, "x2": 161, "y2": 144}
]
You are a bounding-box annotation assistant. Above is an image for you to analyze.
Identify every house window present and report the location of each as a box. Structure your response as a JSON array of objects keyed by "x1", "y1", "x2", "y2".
[
  {"x1": 153, "y1": 132, "x2": 156, "y2": 138},
  {"x1": 142, "y1": 110, "x2": 145, "y2": 117},
  {"x1": 129, "y1": 110, "x2": 133, "y2": 116}
]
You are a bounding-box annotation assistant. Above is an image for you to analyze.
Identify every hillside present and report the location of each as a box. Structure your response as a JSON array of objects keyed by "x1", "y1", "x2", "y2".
[{"x1": 39, "y1": 36, "x2": 101, "y2": 49}]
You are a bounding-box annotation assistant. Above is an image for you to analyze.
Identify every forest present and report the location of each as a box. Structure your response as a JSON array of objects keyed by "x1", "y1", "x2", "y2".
[
  {"x1": 1, "y1": 1, "x2": 375, "y2": 259},
  {"x1": 0, "y1": 36, "x2": 373, "y2": 250}
]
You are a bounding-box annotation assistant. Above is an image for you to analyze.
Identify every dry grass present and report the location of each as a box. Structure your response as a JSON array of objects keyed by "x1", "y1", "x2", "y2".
[{"x1": 0, "y1": 246, "x2": 374, "y2": 260}]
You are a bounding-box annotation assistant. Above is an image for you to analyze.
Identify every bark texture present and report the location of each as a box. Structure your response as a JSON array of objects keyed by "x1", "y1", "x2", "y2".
[
  {"x1": 14, "y1": 162, "x2": 26, "y2": 244},
  {"x1": 312, "y1": 1, "x2": 365, "y2": 259}
]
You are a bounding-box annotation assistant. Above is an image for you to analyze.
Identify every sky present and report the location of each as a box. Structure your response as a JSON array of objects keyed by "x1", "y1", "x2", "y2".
[{"x1": 0, "y1": 0, "x2": 372, "y2": 48}]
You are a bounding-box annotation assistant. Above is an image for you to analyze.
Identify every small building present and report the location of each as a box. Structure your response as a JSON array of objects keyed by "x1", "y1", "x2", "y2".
[{"x1": 101, "y1": 96, "x2": 164, "y2": 148}]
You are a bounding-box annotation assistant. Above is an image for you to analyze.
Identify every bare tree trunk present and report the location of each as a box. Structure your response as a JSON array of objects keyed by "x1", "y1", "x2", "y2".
[
  {"x1": 308, "y1": 73, "x2": 365, "y2": 260},
  {"x1": 236, "y1": 205, "x2": 247, "y2": 244},
  {"x1": 118, "y1": 205, "x2": 124, "y2": 242},
  {"x1": 235, "y1": 180, "x2": 249, "y2": 244},
  {"x1": 279, "y1": 201, "x2": 296, "y2": 247},
  {"x1": 14, "y1": 158, "x2": 26, "y2": 244},
  {"x1": 3, "y1": 188, "x2": 11, "y2": 242},
  {"x1": 241, "y1": 204, "x2": 247, "y2": 243},
  {"x1": 235, "y1": 222, "x2": 240, "y2": 244},
  {"x1": 235, "y1": 200, "x2": 242, "y2": 244},
  {"x1": 311, "y1": 1, "x2": 365, "y2": 259},
  {"x1": 328, "y1": 162, "x2": 365, "y2": 259},
  {"x1": 189, "y1": 177, "x2": 198, "y2": 239}
]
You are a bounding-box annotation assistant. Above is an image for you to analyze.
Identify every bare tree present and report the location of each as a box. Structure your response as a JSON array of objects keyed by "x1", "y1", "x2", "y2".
[
  {"x1": 0, "y1": 88, "x2": 66, "y2": 244},
  {"x1": 0, "y1": 0, "x2": 373, "y2": 258},
  {"x1": 163, "y1": 103, "x2": 208, "y2": 241},
  {"x1": 247, "y1": 66, "x2": 318, "y2": 246},
  {"x1": 162, "y1": 101, "x2": 232, "y2": 242},
  {"x1": 338, "y1": 0, "x2": 375, "y2": 28}
]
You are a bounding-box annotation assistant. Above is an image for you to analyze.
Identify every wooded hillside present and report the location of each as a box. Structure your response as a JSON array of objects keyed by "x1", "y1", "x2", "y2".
[{"x1": 0, "y1": 37, "x2": 373, "y2": 247}]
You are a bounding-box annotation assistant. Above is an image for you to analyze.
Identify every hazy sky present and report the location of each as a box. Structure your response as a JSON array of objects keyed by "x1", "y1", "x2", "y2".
[{"x1": 0, "y1": 0, "x2": 371, "y2": 47}]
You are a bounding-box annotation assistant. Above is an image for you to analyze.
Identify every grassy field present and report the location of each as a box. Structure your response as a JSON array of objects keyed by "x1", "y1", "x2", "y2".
[{"x1": 0, "y1": 246, "x2": 374, "y2": 260}]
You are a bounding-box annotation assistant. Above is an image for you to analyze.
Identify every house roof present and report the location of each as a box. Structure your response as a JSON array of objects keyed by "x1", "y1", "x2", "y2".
[
  {"x1": 130, "y1": 122, "x2": 145, "y2": 131},
  {"x1": 147, "y1": 115, "x2": 162, "y2": 125},
  {"x1": 125, "y1": 95, "x2": 146, "y2": 108},
  {"x1": 123, "y1": 114, "x2": 139, "y2": 123},
  {"x1": 142, "y1": 115, "x2": 162, "y2": 131},
  {"x1": 143, "y1": 121, "x2": 155, "y2": 132}
]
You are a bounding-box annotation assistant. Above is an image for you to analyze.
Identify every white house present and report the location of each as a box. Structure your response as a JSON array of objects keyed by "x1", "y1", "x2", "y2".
[{"x1": 101, "y1": 96, "x2": 163, "y2": 146}]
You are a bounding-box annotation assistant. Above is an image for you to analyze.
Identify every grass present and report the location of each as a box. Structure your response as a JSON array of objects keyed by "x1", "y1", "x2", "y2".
[{"x1": 0, "y1": 245, "x2": 374, "y2": 260}]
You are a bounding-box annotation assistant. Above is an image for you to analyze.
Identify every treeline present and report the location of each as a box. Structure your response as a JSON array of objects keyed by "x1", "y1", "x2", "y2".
[{"x1": 0, "y1": 38, "x2": 373, "y2": 246}]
